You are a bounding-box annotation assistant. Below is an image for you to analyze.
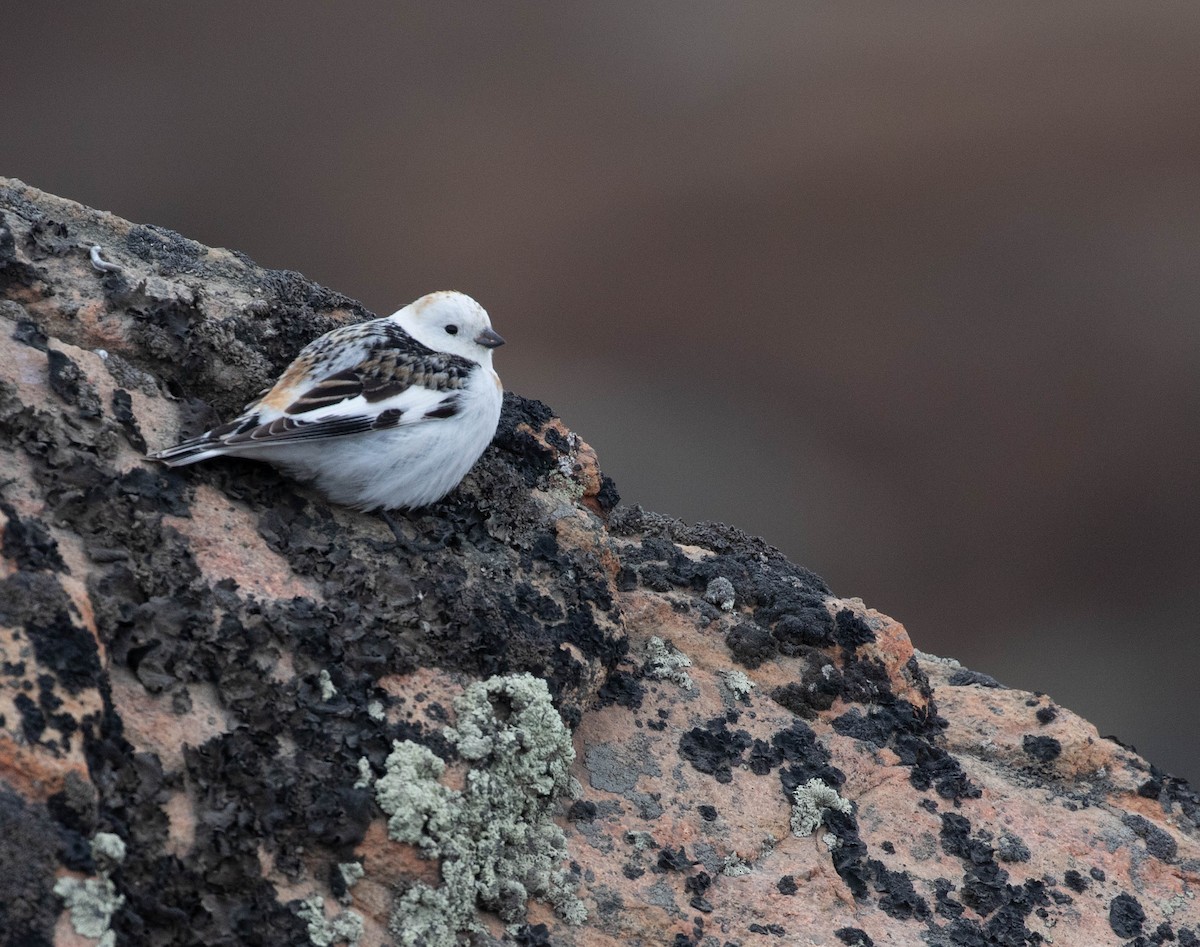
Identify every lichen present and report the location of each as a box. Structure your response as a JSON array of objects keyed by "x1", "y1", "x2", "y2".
[
  {"x1": 54, "y1": 832, "x2": 130, "y2": 946},
  {"x1": 625, "y1": 830, "x2": 657, "y2": 852},
  {"x1": 337, "y1": 862, "x2": 364, "y2": 893},
  {"x1": 318, "y1": 669, "x2": 337, "y2": 700},
  {"x1": 721, "y1": 669, "x2": 755, "y2": 700},
  {"x1": 644, "y1": 636, "x2": 694, "y2": 691},
  {"x1": 353, "y1": 757, "x2": 373, "y2": 789},
  {"x1": 90, "y1": 832, "x2": 126, "y2": 868},
  {"x1": 791, "y1": 777, "x2": 853, "y2": 837},
  {"x1": 375, "y1": 673, "x2": 585, "y2": 942},
  {"x1": 374, "y1": 741, "x2": 456, "y2": 855},
  {"x1": 54, "y1": 876, "x2": 123, "y2": 946},
  {"x1": 390, "y1": 883, "x2": 456, "y2": 947},
  {"x1": 297, "y1": 895, "x2": 363, "y2": 947},
  {"x1": 704, "y1": 576, "x2": 736, "y2": 611}
]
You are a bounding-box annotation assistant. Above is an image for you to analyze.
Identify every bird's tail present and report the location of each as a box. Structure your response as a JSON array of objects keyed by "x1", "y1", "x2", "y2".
[
  {"x1": 149, "y1": 414, "x2": 263, "y2": 466},
  {"x1": 147, "y1": 436, "x2": 229, "y2": 467}
]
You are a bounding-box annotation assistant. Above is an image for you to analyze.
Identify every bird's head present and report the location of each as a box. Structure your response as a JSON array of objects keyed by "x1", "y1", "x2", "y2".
[{"x1": 393, "y1": 291, "x2": 505, "y2": 363}]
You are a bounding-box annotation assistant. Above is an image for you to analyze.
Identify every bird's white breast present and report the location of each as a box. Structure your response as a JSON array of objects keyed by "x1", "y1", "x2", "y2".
[{"x1": 266, "y1": 365, "x2": 503, "y2": 510}]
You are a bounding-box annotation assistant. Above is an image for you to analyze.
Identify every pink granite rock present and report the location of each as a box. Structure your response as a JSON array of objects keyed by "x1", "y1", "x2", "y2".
[{"x1": 1, "y1": 178, "x2": 1197, "y2": 946}]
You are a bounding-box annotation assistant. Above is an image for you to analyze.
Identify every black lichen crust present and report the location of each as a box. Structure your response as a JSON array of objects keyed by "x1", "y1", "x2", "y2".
[
  {"x1": 0, "y1": 790, "x2": 62, "y2": 947},
  {"x1": 608, "y1": 506, "x2": 831, "y2": 623},
  {"x1": 935, "y1": 811, "x2": 1056, "y2": 946},
  {"x1": 832, "y1": 700, "x2": 979, "y2": 804}
]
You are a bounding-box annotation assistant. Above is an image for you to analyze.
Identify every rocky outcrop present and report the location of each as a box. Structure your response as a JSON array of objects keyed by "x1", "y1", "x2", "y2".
[{"x1": 1, "y1": 177, "x2": 1197, "y2": 947}]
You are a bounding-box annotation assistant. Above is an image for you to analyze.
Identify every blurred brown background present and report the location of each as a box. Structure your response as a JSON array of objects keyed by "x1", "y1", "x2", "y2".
[{"x1": 5, "y1": 3, "x2": 1198, "y2": 781}]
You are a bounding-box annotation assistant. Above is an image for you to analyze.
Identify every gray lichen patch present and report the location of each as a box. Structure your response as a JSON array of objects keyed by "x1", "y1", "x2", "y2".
[
  {"x1": 90, "y1": 832, "x2": 127, "y2": 869},
  {"x1": 53, "y1": 830, "x2": 131, "y2": 946},
  {"x1": 703, "y1": 576, "x2": 736, "y2": 611},
  {"x1": 54, "y1": 875, "x2": 124, "y2": 946},
  {"x1": 296, "y1": 895, "x2": 364, "y2": 947},
  {"x1": 337, "y1": 861, "x2": 365, "y2": 894},
  {"x1": 374, "y1": 740, "x2": 457, "y2": 855},
  {"x1": 644, "y1": 636, "x2": 694, "y2": 691},
  {"x1": 721, "y1": 669, "x2": 755, "y2": 701},
  {"x1": 790, "y1": 777, "x2": 853, "y2": 837},
  {"x1": 375, "y1": 673, "x2": 585, "y2": 945}
]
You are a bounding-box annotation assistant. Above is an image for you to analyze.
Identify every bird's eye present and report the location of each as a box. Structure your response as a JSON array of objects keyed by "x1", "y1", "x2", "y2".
[{"x1": 445, "y1": 324, "x2": 459, "y2": 335}]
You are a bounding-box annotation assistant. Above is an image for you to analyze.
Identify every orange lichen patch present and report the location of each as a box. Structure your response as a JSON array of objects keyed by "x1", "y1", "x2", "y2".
[
  {"x1": 72, "y1": 298, "x2": 131, "y2": 351},
  {"x1": 162, "y1": 485, "x2": 319, "y2": 601},
  {"x1": 518, "y1": 418, "x2": 614, "y2": 517},
  {"x1": 0, "y1": 734, "x2": 90, "y2": 802},
  {"x1": 552, "y1": 510, "x2": 621, "y2": 584},
  {"x1": 826, "y1": 598, "x2": 926, "y2": 710}
]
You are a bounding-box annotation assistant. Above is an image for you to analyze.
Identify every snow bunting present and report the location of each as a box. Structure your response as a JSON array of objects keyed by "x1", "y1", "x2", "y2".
[{"x1": 150, "y1": 291, "x2": 505, "y2": 510}]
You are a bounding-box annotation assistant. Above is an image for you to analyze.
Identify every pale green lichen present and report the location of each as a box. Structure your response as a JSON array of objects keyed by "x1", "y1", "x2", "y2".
[
  {"x1": 367, "y1": 699, "x2": 385, "y2": 721},
  {"x1": 297, "y1": 895, "x2": 364, "y2": 947},
  {"x1": 721, "y1": 854, "x2": 752, "y2": 877},
  {"x1": 390, "y1": 884, "x2": 456, "y2": 947},
  {"x1": 644, "y1": 636, "x2": 694, "y2": 690},
  {"x1": 318, "y1": 669, "x2": 337, "y2": 700},
  {"x1": 55, "y1": 832, "x2": 129, "y2": 946},
  {"x1": 353, "y1": 756, "x2": 373, "y2": 789},
  {"x1": 90, "y1": 832, "x2": 126, "y2": 868},
  {"x1": 54, "y1": 876, "x2": 124, "y2": 946},
  {"x1": 338, "y1": 861, "x2": 365, "y2": 893},
  {"x1": 375, "y1": 673, "x2": 585, "y2": 944},
  {"x1": 703, "y1": 576, "x2": 736, "y2": 611},
  {"x1": 791, "y1": 778, "x2": 853, "y2": 837},
  {"x1": 374, "y1": 740, "x2": 457, "y2": 854},
  {"x1": 721, "y1": 669, "x2": 755, "y2": 700}
]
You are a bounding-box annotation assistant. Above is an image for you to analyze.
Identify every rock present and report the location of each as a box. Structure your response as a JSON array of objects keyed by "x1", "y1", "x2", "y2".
[{"x1": 1, "y1": 177, "x2": 1198, "y2": 946}]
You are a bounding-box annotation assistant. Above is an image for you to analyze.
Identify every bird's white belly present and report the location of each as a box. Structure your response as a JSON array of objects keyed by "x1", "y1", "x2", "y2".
[{"x1": 267, "y1": 377, "x2": 502, "y2": 510}]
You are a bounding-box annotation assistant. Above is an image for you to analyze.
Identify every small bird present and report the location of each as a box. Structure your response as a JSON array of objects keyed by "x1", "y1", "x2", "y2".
[{"x1": 150, "y1": 291, "x2": 505, "y2": 511}]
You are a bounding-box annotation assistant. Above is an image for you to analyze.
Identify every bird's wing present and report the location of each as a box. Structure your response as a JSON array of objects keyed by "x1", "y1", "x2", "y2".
[
  {"x1": 247, "y1": 319, "x2": 468, "y2": 412},
  {"x1": 150, "y1": 320, "x2": 473, "y2": 462},
  {"x1": 214, "y1": 383, "x2": 465, "y2": 448}
]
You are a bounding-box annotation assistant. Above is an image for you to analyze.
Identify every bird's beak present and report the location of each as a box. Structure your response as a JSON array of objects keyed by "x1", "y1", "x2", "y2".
[{"x1": 475, "y1": 328, "x2": 506, "y2": 349}]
